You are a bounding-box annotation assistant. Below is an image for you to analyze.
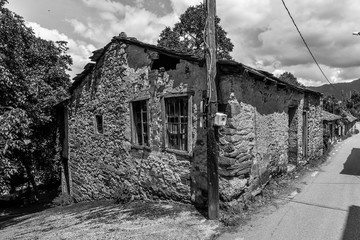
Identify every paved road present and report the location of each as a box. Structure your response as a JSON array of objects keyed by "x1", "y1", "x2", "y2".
[{"x1": 218, "y1": 123, "x2": 360, "y2": 240}]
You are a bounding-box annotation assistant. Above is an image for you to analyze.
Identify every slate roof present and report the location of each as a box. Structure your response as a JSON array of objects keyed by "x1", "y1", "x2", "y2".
[
  {"x1": 70, "y1": 33, "x2": 322, "y2": 97},
  {"x1": 322, "y1": 110, "x2": 342, "y2": 122},
  {"x1": 70, "y1": 33, "x2": 202, "y2": 93},
  {"x1": 343, "y1": 112, "x2": 357, "y2": 122},
  {"x1": 216, "y1": 59, "x2": 321, "y2": 96}
]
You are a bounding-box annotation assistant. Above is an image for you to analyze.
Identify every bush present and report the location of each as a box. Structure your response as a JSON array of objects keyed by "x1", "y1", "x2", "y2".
[
  {"x1": 113, "y1": 183, "x2": 132, "y2": 204},
  {"x1": 52, "y1": 193, "x2": 74, "y2": 206},
  {"x1": 355, "y1": 129, "x2": 359, "y2": 134}
]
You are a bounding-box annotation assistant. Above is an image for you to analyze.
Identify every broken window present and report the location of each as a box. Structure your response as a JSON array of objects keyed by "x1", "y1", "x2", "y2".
[
  {"x1": 95, "y1": 115, "x2": 104, "y2": 134},
  {"x1": 164, "y1": 96, "x2": 190, "y2": 151},
  {"x1": 151, "y1": 53, "x2": 180, "y2": 71},
  {"x1": 131, "y1": 100, "x2": 149, "y2": 146}
]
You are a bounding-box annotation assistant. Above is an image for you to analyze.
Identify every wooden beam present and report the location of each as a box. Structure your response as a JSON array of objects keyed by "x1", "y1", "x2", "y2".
[{"x1": 204, "y1": 0, "x2": 219, "y2": 220}]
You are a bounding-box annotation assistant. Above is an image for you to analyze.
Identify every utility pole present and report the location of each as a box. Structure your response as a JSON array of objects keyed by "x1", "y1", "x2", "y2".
[{"x1": 204, "y1": 0, "x2": 219, "y2": 220}]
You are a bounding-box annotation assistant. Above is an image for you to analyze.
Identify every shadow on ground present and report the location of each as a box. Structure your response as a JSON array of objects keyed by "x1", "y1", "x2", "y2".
[
  {"x1": 340, "y1": 148, "x2": 360, "y2": 176},
  {"x1": 0, "y1": 203, "x2": 51, "y2": 229},
  {"x1": 0, "y1": 200, "x2": 201, "y2": 230},
  {"x1": 342, "y1": 205, "x2": 360, "y2": 240},
  {"x1": 72, "y1": 200, "x2": 199, "y2": 225}
]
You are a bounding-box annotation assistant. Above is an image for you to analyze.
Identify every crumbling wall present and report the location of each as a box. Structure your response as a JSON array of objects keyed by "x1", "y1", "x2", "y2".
[
  {"x1": 217, "y1": 71, "x2": 304, "y2": 204},
  {"x1": 68, "y1": 41, "x2": 207, "y2": 203},
  {"x1": 306, "y1": 95, "x2": 323, "y2": 159}
]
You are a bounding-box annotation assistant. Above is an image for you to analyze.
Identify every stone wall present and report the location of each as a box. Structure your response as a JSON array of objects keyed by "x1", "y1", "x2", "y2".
[
  {"x1": 67, "y1": 40, "x2": 208, "y2": 203},
  {"x1": 305, "y1": 94, "x2": 323, "y2": 160},
  {"x1": 216, "y1": 68, "x2": 322, "y2": 204},
  {"x1": 65, "y1": 38, "x2": 324, "y2": 207}
]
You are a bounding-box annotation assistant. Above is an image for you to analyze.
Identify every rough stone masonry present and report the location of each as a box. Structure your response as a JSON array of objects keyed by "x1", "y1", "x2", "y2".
[
  {"x1": 216, "y1": 64, "x2": 323, "y2": 204},
  {"x1": 58, "y1": 35, "x2": 323, "y2": 208}
]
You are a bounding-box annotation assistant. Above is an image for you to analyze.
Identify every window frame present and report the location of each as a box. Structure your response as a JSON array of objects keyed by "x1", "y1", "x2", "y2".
[
  {"x1": 161, "y1": 93, "x2": 193, "y2": 155},
  {"x1": 94, "y1": 114, "x2": 104, "y2": 134},
  {"x1": 130, "y1": 99, "x2": 150, "y2": 148}
]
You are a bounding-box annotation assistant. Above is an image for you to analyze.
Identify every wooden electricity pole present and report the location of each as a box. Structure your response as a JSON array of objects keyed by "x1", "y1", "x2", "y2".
[{"x1": 204, "y1": 0, "x2": 219, "y2": 220}]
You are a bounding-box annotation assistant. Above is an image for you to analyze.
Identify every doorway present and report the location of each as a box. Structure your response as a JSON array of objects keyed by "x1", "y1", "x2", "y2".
[
  {"x1": 302, "y1": 111, "x2": 308, "y2": 160},
  {"x1": 288, "y1": 106, "x2": 298, "y2": 164}
]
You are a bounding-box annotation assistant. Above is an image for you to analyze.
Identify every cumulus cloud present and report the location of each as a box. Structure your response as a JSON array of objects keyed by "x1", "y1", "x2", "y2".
[
  {"x1": 66, "y1": 0, "x2": 180, "y2": 46},
  {"x1": 168, "y1": 0, "x2": 202, "y2": 15},
  {"x1": 63, "y1": 0, "x2": 360, "y2": 86},
  {"x1": 297, "y1": 78, "x2": 324, "y2": 87},
  {"x1": 27, "y1": 22, "x2": 96, "y2": 78},
  {"x1": 81, "y1": 0, "x2": 125, "y2": 14},
  {"x1": 214, "y1": 0, "x2": 360, "y2": 85}
]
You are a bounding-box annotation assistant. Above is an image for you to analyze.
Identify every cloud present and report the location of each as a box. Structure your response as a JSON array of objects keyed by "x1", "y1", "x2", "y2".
[
  {"x1": 27, "y1": 22, "x2": 96, "y2": 78},
  {"x1": 168, "y1": 0, "x2": 202, "y2": 15},
  {"x1": 66, "y1": 1, "x2": 179, "y2": 46},
  {"x1": 213, "y1": 0, "x2": 360, "y2": 85},
  {"x1": 62, "y1": 0, "x2": 360, "y2": 86},
  {"x1": 81, "y1": 0, "x2": 125, "y2": 14},
  {"x1": 297, "y1": 78, "x2": 324, "y2": 87}
]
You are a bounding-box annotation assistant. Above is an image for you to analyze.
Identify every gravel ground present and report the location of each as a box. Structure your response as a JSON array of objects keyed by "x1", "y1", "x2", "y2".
[{"x1": 0, "y1": 200, "x2": 221, "y2": 240}]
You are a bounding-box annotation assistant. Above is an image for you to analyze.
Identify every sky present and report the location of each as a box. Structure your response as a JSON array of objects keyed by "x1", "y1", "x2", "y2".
[{"x1": 5, "y1": 0, "x2": 360, "y2": 86}]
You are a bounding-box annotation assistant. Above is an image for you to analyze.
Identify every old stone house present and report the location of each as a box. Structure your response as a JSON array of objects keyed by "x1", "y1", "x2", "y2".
[
  {"x1": 343, "y1": 112, "x2": 357, "y2": 135},
  {"x1": 322, "y1": 110, "x2": 357, "y2": 149},
  {"x1": 322, "y1": 110, "x2": 342, "y2": 147},
  {"x1": 56, "y1": 34, "x2": 323, "y2": 206}
]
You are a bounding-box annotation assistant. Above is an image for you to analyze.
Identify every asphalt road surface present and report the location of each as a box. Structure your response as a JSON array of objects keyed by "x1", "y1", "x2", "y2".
[{"x1": 219, "y1": 123, "x2": 360, "y2": 240}]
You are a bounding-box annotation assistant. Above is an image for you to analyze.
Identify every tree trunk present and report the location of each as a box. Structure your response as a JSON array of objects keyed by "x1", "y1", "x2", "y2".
[{"x1": 22, "y1": 159, "x2": 39, "y2": 202}]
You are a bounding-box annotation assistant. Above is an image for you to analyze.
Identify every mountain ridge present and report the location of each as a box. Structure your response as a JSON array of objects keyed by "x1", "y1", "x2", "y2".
[{"x1": 307, "y1": 79, "x2": 360, "y2": 100}]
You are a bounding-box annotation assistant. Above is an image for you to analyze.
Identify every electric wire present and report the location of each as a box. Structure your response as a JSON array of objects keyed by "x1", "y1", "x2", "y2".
[{"x1": 281, "y1": 0, "x2": 337, "y2": 90}]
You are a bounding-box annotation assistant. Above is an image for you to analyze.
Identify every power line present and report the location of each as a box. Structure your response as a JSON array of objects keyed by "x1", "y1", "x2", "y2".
[{"x1": 281, "y1": 0, "x2": 336, "y2": 89}]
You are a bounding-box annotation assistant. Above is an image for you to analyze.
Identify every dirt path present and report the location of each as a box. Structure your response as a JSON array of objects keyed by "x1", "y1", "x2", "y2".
[
  {"x1": 218, "y1": 123, "x2": 360, "y2": 240},
  {"x1": 0, "y1": 200, "x2": 220, "y2": 240}
]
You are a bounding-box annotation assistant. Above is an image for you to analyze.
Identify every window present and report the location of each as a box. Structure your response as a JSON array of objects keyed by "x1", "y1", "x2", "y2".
[
  {"x1": 131, "y1": 100, "x2": 149, "y2": 146},
  {"x1": 95, "y1": 115, "x2": 104, "y2": 134},
  {"x1": 164, "y1": 96, "x2": 191, "y2": 152}
]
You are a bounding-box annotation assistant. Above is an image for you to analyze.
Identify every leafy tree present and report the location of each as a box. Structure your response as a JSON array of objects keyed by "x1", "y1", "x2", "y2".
[
  {"x1": 279, "y1": 72, "x2": 303, "y2": 87},
  {"x1": 157, "y1": 3, "x2": 234, "y2": 60},
  {"x1": 323, "y1": 95, "x2": 337, "y2": 113},
  {"x1": 351, "y1": 90, "x2": 360, "y2": 102},
  {"x1": 0, "y1": 0, "x2": 72, "y2": 197},
  {"x1": 345, "y1": 90, "x2": 360, "y2": 118}
]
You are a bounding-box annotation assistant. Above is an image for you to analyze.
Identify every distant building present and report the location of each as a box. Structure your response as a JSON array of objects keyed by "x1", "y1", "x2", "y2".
[
  {"x1": 322, "y1": 110, "x2": 357, "y2": 148},
  {"x1": 322, "y1": 110, "x2": 342, "y2": 146}
]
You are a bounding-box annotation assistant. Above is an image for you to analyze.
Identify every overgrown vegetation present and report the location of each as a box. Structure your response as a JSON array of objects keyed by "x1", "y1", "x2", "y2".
[
  {"x1": 113, "y1": 183, "x2": 132, "y2": 204},
  {"x1": 323, "y1": 91, "x2": 360, "y2": 118},
  {"x1": 157, "y1": 3, "x2": 234, "y2": 60},
  {"x1": 0, "y1": 0, "x2": 72, "y2": 200},
  {"x1": 279, "y1": 72, "x2": 304, "y2": 87},
  {"x1": 52, "y1": 193, "x2": 74, "y2": 206}
]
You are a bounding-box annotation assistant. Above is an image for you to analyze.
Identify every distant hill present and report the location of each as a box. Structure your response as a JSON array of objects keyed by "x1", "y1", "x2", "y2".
[{"x1": 308, "y1": 79, "x2": 360, "y2": 100}]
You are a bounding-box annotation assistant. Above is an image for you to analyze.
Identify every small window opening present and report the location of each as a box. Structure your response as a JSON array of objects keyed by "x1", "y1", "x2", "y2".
[
  {"x1": 151, "y1": 54, "x2": 180, "y2": 71},
  {"x1": 165, "y1": 97, "x2": 188, "y2": 151},
  {"x1": 132, "y1": 100, "x2": 149, "y2": 146},
  {"x1": 95, "y1": 115, "x2": 104, "y2": 134}
]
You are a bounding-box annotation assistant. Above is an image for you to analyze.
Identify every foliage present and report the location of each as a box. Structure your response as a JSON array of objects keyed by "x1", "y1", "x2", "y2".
[
  {"x1": 345, "y1": 90, "x2": 360, "y2": 118},
  {"x1": 323, "y1": 90, "x2": 360, "y2": 118},
  {"x1": 323, "y1": 95, "x2": 342, "y2": 114},
  {"x1": 113, "y1": 183, "x2": 132, "y2": 204},
  {"x1": 157, "y1": 3, "x2": 234, "y2": 60},
  {"x1": 52, "y1": 193, "x2": 74, "y2": 206},
  {"x1": 0, "y1": 0, "x2": 72, "y2": 196},
  {"x1": 278, "y1": 72, "x2": 303, "y2": 87}
]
